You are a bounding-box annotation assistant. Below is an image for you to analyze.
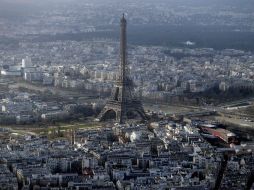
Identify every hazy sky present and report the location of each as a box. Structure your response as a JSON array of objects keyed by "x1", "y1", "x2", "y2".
[{"x1": 0, "y1": 0, "x2": 253, "y2": 19}]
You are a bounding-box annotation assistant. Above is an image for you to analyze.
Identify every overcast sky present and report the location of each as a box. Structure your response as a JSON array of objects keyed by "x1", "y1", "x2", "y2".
[{"x1": 0, "y1": 0, "x2": 253, "y2": 18}]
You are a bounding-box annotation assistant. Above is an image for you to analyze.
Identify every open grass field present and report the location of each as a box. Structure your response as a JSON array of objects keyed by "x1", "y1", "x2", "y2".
[{"x1": 2, "y1": 121, "x2": 103, "y2": 137}]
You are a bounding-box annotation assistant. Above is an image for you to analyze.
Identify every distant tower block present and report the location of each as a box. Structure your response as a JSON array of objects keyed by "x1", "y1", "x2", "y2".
[
  {"x1": 71, "y1": 128, "x2": 75, "y2": 146},
  {"x1": 21, "y1": 56, "x2": 32, "y2": 68},
  {"x1": 98, "y1": 14, "x2": 147, "y2": 124}
]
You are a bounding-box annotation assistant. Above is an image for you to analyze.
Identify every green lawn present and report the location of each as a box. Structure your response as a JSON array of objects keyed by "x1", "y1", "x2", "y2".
[{"x1": 1, "y1": 121, "x2": 102, "y2": 137}]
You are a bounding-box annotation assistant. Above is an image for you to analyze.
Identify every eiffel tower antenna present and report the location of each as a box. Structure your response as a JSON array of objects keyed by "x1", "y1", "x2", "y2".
[{"x1": 98, "y1": 14, "x2": 147, "y2": 124}]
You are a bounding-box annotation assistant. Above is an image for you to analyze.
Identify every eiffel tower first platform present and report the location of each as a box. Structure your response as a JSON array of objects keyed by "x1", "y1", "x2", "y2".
[{"x1": 98, "y1": 14, "x2": 147, "y2": 124}]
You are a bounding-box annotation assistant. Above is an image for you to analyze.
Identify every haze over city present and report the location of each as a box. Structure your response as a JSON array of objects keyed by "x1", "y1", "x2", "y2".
[{"x1": 0, "y1": 0, "x2": 253, "y2": 189}]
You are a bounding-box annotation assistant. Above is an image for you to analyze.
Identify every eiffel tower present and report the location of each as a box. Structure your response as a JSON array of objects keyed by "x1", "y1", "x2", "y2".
[{"x1": 98, "y1": 14, "x2": 147, "y2": 124}]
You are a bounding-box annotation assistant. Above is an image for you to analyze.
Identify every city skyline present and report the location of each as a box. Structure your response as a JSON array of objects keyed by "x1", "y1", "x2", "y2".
[{"x1": 0, "y1": 1, "x2": 253, "y2": 190}]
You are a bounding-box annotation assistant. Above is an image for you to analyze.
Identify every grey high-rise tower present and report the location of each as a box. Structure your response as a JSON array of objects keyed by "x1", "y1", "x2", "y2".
[{"x1": 98, "y1": 14, "x2": 147, "y2": 124}]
